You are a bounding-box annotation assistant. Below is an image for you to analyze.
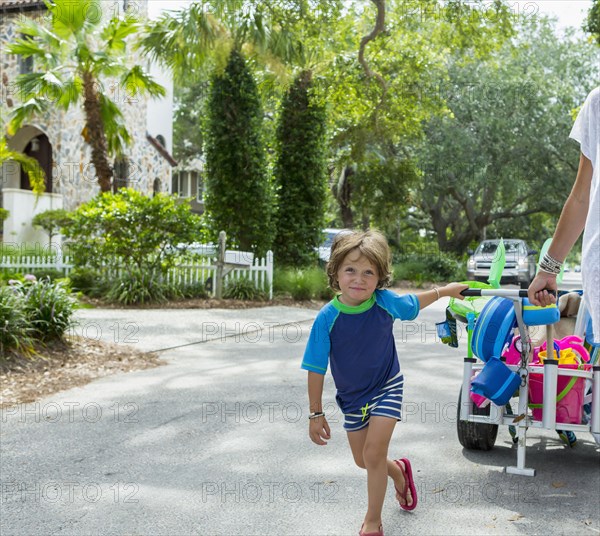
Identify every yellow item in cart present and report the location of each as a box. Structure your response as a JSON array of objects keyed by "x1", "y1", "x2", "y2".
[{"x1": 537, "y1": 348, "x2": 579, "y2": 366}]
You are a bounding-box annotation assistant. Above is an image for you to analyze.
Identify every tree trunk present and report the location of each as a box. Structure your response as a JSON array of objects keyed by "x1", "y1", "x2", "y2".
[
  {"x1": 333, "y1": 165, "x2": 354, "y2": 229},
  {"x1": 82, "y1": 71, "x2": 113, "y2": 192}
]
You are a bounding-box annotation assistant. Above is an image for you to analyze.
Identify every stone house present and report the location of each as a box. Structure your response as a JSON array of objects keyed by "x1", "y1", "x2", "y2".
[{"x1": 0, "y1": 0, "x2": 176, "y2": 248}]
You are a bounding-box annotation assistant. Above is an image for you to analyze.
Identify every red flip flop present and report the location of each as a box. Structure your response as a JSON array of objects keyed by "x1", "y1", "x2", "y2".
[
  {"x1": 393, "y1": 458, "x2": 418, "y2": 511},
  {"x1": 359, "y1": 523, "x2": 384, "y2": 536}
]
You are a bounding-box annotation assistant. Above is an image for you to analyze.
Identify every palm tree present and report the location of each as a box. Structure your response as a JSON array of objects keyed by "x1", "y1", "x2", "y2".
[
  {"x1": 138, "y1": 0, "x2": 304, "y2": 84},
  {"x1": 6, "y1": 0, "x2": 165, "y2": 192}
]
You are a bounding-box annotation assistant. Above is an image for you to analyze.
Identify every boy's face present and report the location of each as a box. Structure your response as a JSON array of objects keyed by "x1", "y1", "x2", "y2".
[{"x1": 336, "y1": 249, "x2": 379, "y2": 306}]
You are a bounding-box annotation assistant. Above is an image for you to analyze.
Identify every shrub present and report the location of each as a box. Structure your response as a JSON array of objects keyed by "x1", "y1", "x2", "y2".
[
  {"x1": 393, "y1": 260, "x2": 428, "y2": 283},
  {"x1": 107, "y1": 270, "x2": 176, "y2": 305},
  {"x1": 274, "y1": 267, "x2": 330, "y2": 301},
  {"x1": 0, "y1": 286, "x2": 34, "y2": 357},
  {"x1": 0, "y1": 273, "x2": 25, "y2": 285},
  {"x1": 223, "y1": 277, "x2": 266, "y2": 301},
  {"x1": 30, "y1": 268, "x2": 65, "y2": 282},
  {"x1": 423, "y1": 253, "x2": 464, "y2": 281},
  {"x1": 68, "y1": 267, "x2": 110, "y2": 298},
  {"x1": 393, "y1": 252, "x2": 464, "y2": 284},
  {"x1": 178, "y1": 282, "x2": 210, "y2": 299},
  {"x1": 62, "y1": 188, "x2": 204, "y2": 277},
  {"x1": 20, "y1": 278, "x2": 78, "y2": 342}
]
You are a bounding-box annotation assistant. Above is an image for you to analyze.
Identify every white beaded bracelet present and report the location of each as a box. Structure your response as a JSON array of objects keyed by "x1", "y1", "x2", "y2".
[{"x1": 433, "y1": 287, "x2": 440, "y2": 300}]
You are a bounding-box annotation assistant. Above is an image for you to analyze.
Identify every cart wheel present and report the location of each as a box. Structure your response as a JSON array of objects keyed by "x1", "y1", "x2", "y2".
[{"x1": 456, "y1": 389, "x2": 498, "y2": 451}]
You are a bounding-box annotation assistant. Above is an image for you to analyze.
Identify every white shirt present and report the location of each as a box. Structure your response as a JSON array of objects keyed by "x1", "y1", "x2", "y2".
[{"x1": 570, "y1": 87, "x2": 600, "y2": 343}]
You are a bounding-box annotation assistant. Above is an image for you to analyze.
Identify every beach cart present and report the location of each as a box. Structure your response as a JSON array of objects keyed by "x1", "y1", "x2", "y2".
[
  {"x1": 438, "y1": 239, "x2": 600, "y2": 476},
  {"x1": 448, "y1": 285, "x2": 599, "y2": 477}
]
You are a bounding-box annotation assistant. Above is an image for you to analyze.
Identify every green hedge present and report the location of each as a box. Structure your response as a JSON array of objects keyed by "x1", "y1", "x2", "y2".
[
  {"x1": 274, "y1": 267, "x2": 333, "y2": 301},
  {"x1": 393, "y1": 252, "x2": 465, "y2": 285}
]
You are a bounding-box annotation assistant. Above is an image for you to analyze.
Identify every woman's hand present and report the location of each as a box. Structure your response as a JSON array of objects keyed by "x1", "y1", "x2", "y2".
[
  {"x1": 309, "y1": 416, "x2": 331, "y2": 445},
  {"x1": 441, "y1": 282, "x2": 470, "y2": 300},
  {"x1": 528, "y1": 272, "x2": 558, "y2": 306}
]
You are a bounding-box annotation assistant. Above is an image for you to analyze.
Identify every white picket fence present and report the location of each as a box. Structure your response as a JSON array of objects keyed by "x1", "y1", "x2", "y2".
[
  {"x1": 0, "y1": 255, "x2": 74, "y2": 276},
  {"x1": 0, "y1": 251, "x2": 274, "y2": 299}
]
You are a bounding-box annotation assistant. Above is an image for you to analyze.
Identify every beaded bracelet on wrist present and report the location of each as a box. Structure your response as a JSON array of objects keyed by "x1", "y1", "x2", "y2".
[
  {"x1": 538, "y1": 265, "x2": 559, "y2": 276},
  {"x1": 540, "y1": 253, "x2": 562, "y2": 273},
  {"x1": 539, "y1": 259, "x2": 561, "y2": 273}
]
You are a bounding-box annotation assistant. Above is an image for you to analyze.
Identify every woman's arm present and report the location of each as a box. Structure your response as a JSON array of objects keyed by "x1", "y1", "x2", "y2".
[
  {"x1": 528, "y1": 153, "x2": 593, "y2": 306},
  {"x1": 548, "y1": 154, "x2": 592, "y2": 261}
]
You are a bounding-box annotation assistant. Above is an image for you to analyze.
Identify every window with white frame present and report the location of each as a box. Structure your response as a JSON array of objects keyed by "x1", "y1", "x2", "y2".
[
  {"x1": 172, "y1": 170, "x2": 204, "y2": 201},
  {"x1": 172, "y1": 171, "x2": 190, "y2": 197}
]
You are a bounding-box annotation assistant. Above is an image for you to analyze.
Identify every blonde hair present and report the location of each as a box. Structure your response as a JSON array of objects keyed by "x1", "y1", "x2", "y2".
[{"x1": 326, "y1": 230, "x2": 392, "y2": 291}]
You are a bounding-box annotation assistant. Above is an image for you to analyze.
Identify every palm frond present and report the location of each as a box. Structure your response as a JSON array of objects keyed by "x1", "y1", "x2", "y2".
[
  {"x1": 7, "y1": 98, "x2": 47, "y2": 135},
  {"x1": 56, "y1": 78, "x2": 82, "y2": 109},
  {"x1": 138, "y1": 6, "x2": 226, "y2": 81},
  {"x1": 98, "y1": 94, "x2": 131, "y2": 156},
  {"x1": 51, "y1": 0, "x2": 102, "y2": 39},
  {"x1": 5, "y1": 37, "x2": 46, "y2": 59},
  {"x1": 101, "y1": 16, "x2": 140, "y2": 54},
  {"x1": 90, "y1": 52, "x2": 126, "y2": 78},
  {"x1": 121, "y1": 66, "x2": 166, "y2": 100}
]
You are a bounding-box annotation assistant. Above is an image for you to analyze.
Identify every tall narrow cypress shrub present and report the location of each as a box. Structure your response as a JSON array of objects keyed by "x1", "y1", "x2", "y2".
[
  {"x1": 274, "y1": 70, "x2": 328, "y2": 267},
  {"x1": 204, "y1": 49, "x2": 273, "y2": 256}
]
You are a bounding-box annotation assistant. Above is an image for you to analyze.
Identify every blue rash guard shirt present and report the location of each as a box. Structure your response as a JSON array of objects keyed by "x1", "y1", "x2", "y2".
[{"x1": 301, "y1": 289, "x2": 419, "y2": 414}]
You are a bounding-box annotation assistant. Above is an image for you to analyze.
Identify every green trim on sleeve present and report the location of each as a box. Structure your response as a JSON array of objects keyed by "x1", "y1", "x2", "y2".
[{"x1": 301, "y1": 362, "x2": 327, "y2": 374}]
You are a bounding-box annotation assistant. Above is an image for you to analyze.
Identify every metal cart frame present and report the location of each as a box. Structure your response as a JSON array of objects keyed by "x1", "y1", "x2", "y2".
[{"x1": 458, "y1": 288, "x2": 600, "y2": 477}]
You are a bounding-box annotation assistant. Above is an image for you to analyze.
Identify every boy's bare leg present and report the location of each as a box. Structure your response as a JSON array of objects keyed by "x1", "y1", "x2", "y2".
[
  {"x1": 361, "y1": 416, "x2": 398, "y2": 533},
  {"x1": 347, "y1": 423, "x2": 413, "y2": 511}
]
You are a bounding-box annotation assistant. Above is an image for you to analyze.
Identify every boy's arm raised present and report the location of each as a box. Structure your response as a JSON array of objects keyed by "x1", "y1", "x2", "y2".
[{"x1": 416, "y1": 282, "x2": 469, "y2": 310}]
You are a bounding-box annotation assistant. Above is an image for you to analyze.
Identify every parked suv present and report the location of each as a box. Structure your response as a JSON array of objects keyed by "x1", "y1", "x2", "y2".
[{"x1": 466, "y1": 239, "x2": 538, "y2": 288}]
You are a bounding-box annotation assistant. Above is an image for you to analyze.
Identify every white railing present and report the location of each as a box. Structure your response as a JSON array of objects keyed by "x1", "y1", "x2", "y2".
[
  {"x1": 0, "y1": 255, "x2": 74, "y2": 276},
  {"x1": 162, "y1": 251, "x2": 274, "y2": 299},
  {"x1": 0, "y1": 250, "x2": 274, "y2": 299}
]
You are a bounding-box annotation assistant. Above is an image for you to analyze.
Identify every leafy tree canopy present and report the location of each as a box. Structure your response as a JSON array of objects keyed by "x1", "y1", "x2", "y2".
[{"x1": 415, "y1": 16, "x2": 598, "y2": 253}]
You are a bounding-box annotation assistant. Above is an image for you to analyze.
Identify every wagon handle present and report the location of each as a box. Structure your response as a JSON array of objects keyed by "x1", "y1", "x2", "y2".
[{"x1": 460, "y1": 288, "x2": 557, "y2": 298}]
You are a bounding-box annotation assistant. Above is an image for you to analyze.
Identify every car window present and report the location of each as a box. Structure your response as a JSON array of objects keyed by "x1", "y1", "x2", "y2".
[
  {"x1": 477, "y1": 242, "x2": 497, "y2": 254},
  {"x1": 476, "y1": 241, "x2": 521, "y2": 254}
]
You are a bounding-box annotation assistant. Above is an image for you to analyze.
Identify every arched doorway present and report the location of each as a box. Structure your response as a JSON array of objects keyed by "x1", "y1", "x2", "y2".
[
  {"x1": 20, "y1": 133, "x2": 53, "y2": 193},
  {"x1": 5, "y1": 125, "x2": 53, "y2": 193}
]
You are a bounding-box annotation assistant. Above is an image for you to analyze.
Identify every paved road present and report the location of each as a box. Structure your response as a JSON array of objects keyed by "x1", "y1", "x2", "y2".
[
  {"x1": 1, "y1": 298, "x2": 599, "y2": 536},
  {"x1": 558, "y1": 272, "x2": 584, "y2": 292}
]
